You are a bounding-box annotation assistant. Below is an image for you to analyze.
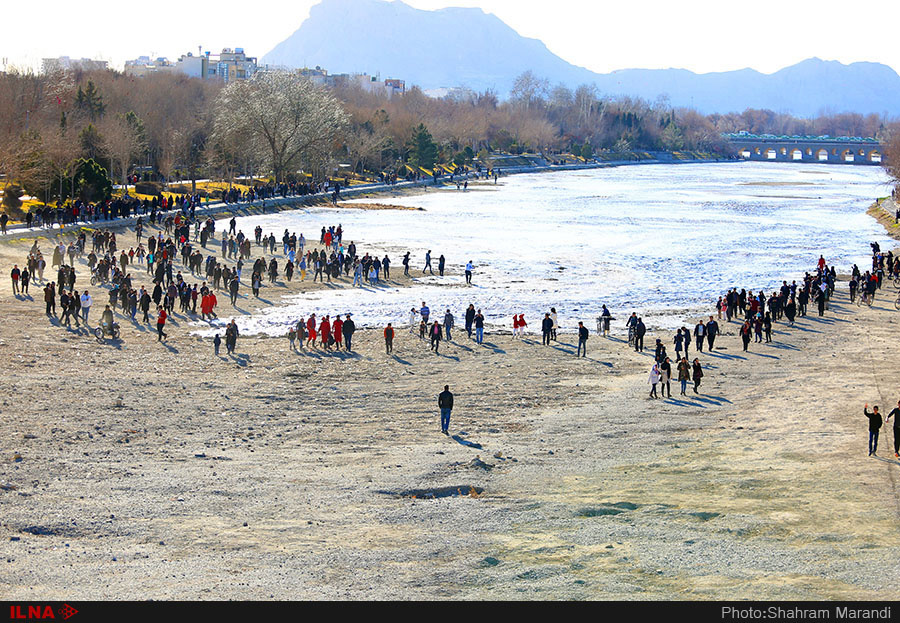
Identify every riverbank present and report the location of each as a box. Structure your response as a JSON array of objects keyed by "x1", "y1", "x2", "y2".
[
  {"x1": 1, "y1": 234, "x2": 898, "y2": 599},
  {"x1": 0, "y1": 154, "x2": 727, "y2": 242}
]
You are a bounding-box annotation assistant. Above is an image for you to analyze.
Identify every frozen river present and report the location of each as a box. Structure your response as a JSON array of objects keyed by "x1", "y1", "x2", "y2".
[{"x1": 196, "y1": 162, "x2": 893, "y2": 336}]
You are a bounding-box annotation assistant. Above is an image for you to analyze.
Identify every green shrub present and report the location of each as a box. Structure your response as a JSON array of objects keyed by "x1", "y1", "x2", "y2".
[
  {"x1": 2, "y1": 184, "x2": 23, "y2": 208},
  {"x1": 134, "y1": 181, "x2": 162, "y2": 195}
]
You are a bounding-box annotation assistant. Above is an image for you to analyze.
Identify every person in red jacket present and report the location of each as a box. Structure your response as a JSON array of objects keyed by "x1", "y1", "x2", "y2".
[
  {"x1": 207, "y1": 291, "x2": 218, "y2": 319},
  {"x1": 156, "y1": 306, "x2": 168, "y2": 341},
  {"x1": 319, "y1": 315, "x2": 331, "y2": 350},
  {"x1": 384, "y1": 322, "x2": 394, "y2": 354},
  {"x1": 306, "y1": 314, "x2": 317, "y2": 348},
  {"x1": 332, "y1": 315, "x2": 344, "y2": 349}
]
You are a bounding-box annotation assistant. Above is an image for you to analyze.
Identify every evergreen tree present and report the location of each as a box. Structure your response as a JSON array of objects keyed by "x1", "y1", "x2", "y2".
[
  {"x1": 73, "y1": 157, "x2": 112, "y2": 202},
  {"x1": 407, "y1": 124, "x2": 439, "y2": 169},
  {"x1": 79, "y1": 124, "x2": 104, "y2": 160},
  {"x1": 75, "y1": 80, "x2": 105, "y2": 122}
]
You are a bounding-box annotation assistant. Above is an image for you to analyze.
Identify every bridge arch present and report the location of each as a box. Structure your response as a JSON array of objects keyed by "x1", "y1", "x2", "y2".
[
  {"x1": 791, "y1": 148, "x2": 803, "y2": 161},
  {"x1": 868, "y1": 150, "x2": 882, "y2": 163},
  {"x1": 817, "y1": 148, "x2": 829, "y2": 161},
  {"x1": 840, "y1": 149, "x2": 854, "y2": 162}
]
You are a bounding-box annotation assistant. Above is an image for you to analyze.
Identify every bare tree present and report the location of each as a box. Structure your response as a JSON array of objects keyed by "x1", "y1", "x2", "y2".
[
  {"x1": 213, "y1": 73, "x2": 348, "y2": 182},
  {"x1": 100, "y1": 114, "x2": 144, "y2": 186},
  {"x1": 510, "y1": 71, "x2": 549, "y2": 112}
]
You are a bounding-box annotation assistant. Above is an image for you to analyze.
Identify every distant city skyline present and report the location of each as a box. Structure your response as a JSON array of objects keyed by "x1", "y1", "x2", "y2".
[{"x1": 4, "y1": 0, "x2": 899, "y2": 77}]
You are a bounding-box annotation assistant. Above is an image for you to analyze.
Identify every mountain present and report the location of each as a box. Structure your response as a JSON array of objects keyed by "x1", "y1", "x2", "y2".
[{"x1": 263, "y1": 0, "x2": 900, "y2": 117}]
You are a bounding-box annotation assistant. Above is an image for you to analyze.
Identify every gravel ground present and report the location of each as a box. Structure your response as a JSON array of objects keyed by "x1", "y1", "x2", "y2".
[{"x1": 1, "y1": 218, "x2": 899, "y2": 600}]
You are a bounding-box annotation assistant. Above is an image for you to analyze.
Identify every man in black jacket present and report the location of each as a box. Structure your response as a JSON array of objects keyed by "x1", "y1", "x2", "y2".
[
  {"x1": 864, "y1": 403, "x2": 883, "y2": 456},
  {"x1": 706, "y1": 316, "x2": 719, "y2": 351},
  {"x1": 634, "y1": 318, "x2": 646, "y2": 352},
  {"x1": 694, "y1": 321, "x2": 706, "y2": 352},
  {"x1": 541, "y1": 313, "x2": 553, "y2": 345},
  {"x1": 577, "y1": 321, "x2": 589, "y2": 357},
  {"x1": 438, "y1": 385, "x2": 454, "y2": 435},
  {"x1": 886, "y1": 401, "x2": 900, "y2": 458},
  {"x1": 342, "y1": 314, "x2": 356, "y2": 351},
  {"x1": 464, "y1": 304, "x2": 476, "y2": 339}
]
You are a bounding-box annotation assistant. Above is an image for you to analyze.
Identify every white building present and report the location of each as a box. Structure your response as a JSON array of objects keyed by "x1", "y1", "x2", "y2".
[{"x1": 42, "y1": 56, "x2": 108, "y2": 74}]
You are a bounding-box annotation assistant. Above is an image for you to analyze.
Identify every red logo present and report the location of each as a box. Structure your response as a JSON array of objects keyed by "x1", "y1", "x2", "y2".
[{"x1": 8, "y1": 605, "x2": 77, "y2": 620}]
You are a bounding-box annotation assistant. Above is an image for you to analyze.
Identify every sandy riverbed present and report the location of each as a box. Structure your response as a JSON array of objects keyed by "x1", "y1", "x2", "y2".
[{"x1": 0, "y1": 207, "x2": 898, "y2": 600}]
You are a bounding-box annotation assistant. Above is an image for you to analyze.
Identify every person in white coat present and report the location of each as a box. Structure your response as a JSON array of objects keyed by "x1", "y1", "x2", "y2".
[
  {"x1": 80, "y1": 290, "x2": 93, "y2": 324},
  {"x1": 649, "y1": 363, "x2": 661, "y2": 399}
]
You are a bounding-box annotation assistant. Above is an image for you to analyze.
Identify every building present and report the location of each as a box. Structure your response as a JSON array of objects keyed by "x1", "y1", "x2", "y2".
[
  {"x1": 296, "y1": 67, "x2": 405, "y2": 96},
  {"x1": 123, "y1": 56, "x2": 176, "y2": 78},
  {"x1": 42, "y1": 56, "x2": 108, "y2": 74},
  {"x1": 124, "y1": 48, "x2": 259, "y2": 82}
]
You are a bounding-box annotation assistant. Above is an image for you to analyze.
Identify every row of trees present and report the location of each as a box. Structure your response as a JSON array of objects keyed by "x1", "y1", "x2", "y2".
[{"x1": 1, "y1": 66, "x2": 898, "y2": 210}]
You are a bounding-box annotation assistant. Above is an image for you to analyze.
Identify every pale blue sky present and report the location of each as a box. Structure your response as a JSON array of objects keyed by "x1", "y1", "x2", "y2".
[{"x1": 3, "y1": 0, "x2": 897, "y2": 75}]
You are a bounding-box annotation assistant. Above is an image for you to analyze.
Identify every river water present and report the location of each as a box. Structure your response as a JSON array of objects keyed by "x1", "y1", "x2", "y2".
[{"x1": 195, "y1": 162, "x2": 893, "y2": 336}]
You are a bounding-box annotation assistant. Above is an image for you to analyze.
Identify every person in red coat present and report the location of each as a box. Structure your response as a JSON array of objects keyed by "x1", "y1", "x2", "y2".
[
  {"x1": 320, "y1": 315, "x2": 331, "y2": 350},
  {"x1": 332, "y1": 315, "x2": 344, "y2": 348},
  {"x1": 306, "y1": 314, "x2": 317, "y2": 347}
]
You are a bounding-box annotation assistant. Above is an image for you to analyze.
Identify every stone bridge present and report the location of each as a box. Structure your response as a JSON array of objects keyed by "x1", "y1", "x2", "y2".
[{"x1": 723, "y1": 133, "x2": 883, "y2": 165}]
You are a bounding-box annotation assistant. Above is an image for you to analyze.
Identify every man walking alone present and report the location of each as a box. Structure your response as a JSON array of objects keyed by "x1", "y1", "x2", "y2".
[
  {"x1": 864, "y1": 403, "x2": 883, "y2": 456},
  {"x1": 886, "y1": 401, "x2": 900, "y2": 458},
  {"x1": 438, "y1": 385, "x2": 454, "y2": 435},
  {"x1": 577, "y1": 321, "x2": 589, "y2": 357}
]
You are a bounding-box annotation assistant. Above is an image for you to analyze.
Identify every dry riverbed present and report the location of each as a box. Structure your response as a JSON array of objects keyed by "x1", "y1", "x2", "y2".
[{"x1": 0, "y1": 217, "x2": 899, "y2": 600}]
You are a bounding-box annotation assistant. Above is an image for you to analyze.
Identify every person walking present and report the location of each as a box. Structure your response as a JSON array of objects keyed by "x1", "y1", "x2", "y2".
[
  {"x1": 11, "y1": 265, "x2": 20, "y2": 295},
  {"x1": 886, "y1": 401, "x2": 900, "y2": 458},
  {"x1": 541, "y1": 313, "x2": 553, "y2": 345},
  {"x1": 384, "y1": 322, "x2": 394, "y2": 354},
  {"x1": 213, "y1": 334, "x2": 221, "y2": 356},
  {"x1": 225, "y1": 320, "x2": 238, "y2": 355},
  {"x1": 864, "y1": 403, "x2": 883, "y2": 456},
  {"x1": 677, "y1": 357, "x2": 691, "y2": 396},
  {"x1": 156, "y1": 306, "x2": 168, "y2": 341},
  {"x1": 634, "y1": 317, "x2": 646, "y2": 352},
  {"x1": 430, "y1": 320, "x2": 442, "y2": 353},
  {"x1": 740, "y1": 320, "x2": 752, "y2": 352},
  {"x1": 600, "y1": 304, "x2": 612, "y2": 337},
  {"x1": 438, "y1": 385, "x2": 454, "y2": 435},
  {"x1": 694, "y1": 320, "x2": 705, "y2": 353},
  {"x1": 474, "y1": 309, "x2": 485, "y2": 344},
  {"x1": 342, "y1": 314, "x2": 355, "y2": 351},
  {"x1": 577, "y1": 321, "x2": 589, "y2": 357},
  {"x1": 550, "y1": 308, "x2": 558, "y2": 341},
  {"x1": 649, "y1": 362, "x2": 661, "y2": 398},
  {"x1": 423, "y1": 250, "x2": 434, "y2": 275},
  {"x1": 692, "y1": 358, "x2": 703, "y2": 394},
  {"x1": 465, "y1": 304, "x2": 476, "y2": 339},
  {"x1": 660, "y1": 356, "x2": 672, "y2": 398},
  {"x1": 465, "y1": 260, "x2": 474, "y2": 285},
  {"x1": 706, "y1": 316, "x2": 719, "y2": 351},
  {"x1": 443, "y1": 309, "x2": 454, "y2": 341},
  {"x1": 80, "y1": 290, "x2": 93, "y2": 324}
]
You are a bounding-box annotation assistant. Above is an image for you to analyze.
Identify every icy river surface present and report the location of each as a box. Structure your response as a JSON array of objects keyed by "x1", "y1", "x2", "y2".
[{"x1": 197, "y1": 162, "x2": 893, "y2": 335}]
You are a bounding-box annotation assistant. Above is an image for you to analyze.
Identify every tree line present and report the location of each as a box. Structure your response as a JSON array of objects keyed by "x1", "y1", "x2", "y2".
[{"x1": 1, "y1": 66, "x2": 897, "y2": 214}]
